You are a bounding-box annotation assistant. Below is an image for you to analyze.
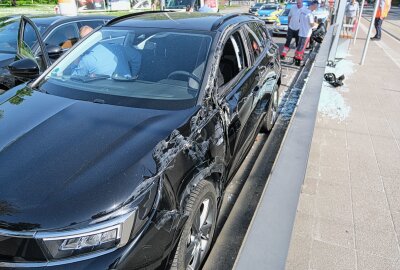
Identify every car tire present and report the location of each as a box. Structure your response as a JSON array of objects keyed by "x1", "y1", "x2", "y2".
[
  {"x1": 261, "y1": 83, "x2": 279, "y2": 133},
  {"x1": 171, "y1": 180, "x2": 217, "y2": 270}
]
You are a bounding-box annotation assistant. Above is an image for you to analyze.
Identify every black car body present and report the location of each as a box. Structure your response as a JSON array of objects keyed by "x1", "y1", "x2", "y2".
[
  {"x1": 0, "y1": 14, "x2": 112, "y2": 91},
  {"x1": 0, "y1": 12, "x2": 281, "y2": 270}
]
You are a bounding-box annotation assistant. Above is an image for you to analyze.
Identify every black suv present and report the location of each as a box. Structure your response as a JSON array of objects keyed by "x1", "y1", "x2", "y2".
[{"x1": 0, "y1": 12, "x2": 281, "y2": 270}]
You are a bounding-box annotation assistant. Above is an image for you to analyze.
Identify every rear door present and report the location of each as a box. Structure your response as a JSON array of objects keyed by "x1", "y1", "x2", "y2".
[
  {"x1": 243, "y1": 22, "x2": 280, "y2": 127},
  {"x1": 215, "y1": 27, "x2": 261, "y2": 180},
  {"x1": 17, "y1": 15, "x2": 51, "y2": 75}
]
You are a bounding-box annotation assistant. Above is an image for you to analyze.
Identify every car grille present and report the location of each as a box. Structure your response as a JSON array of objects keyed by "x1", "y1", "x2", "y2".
[{"x1": 0, "y1": 235, "x2": 47, "y2": 262}]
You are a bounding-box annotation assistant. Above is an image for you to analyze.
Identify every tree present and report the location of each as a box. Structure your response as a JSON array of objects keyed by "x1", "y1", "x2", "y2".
[{"x1": 11, "y1": 0, "x2": 17, "y2": 6}]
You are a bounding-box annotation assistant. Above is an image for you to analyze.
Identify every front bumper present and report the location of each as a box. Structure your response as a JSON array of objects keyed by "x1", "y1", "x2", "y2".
[
  {"x1": 0, "y1": 216, "x2": 178, "y2": 270},
  {"x1": 272, "y1": 25, "x2": 288, "y2": 35},
  {"x1": 259, "y1": 17, "x2": 278, "y2": 23}
]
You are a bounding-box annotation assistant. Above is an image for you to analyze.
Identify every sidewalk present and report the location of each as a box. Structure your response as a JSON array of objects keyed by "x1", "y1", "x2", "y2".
[{"x1": 285, "y1": 19, "x2": 400, "y2": 270}]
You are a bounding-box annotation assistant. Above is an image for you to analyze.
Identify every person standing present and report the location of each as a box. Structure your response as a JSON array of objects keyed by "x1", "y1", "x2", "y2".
[
  {"x1": 345, "y1": 0, "x2": 359, "y2": 37},
  {"x1": 280, "y1": 0, "x2": 303, "y2": 59},
  {"x1": 371, "y1": 0, "x2": 392, "y2": 40},
  {"x1": 294, "y1": 0, "x2": 318, "y2": 65}
]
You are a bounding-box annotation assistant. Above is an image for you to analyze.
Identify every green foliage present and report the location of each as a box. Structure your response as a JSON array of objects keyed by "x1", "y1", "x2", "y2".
[{"x1": 0, "y1": 0, "x2": 58, "y2": 6}]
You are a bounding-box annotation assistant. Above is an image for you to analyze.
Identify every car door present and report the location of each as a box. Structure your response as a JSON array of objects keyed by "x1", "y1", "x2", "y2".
[
  {"x1": 15, "y1": 15, "x2": 51, "y2": 82},
  {"x1": 215, "y1": 27, "x2": 261, "y2": 181},
  {"x1": 244, "y1": 22, "x2": 280, "y2": 128}
]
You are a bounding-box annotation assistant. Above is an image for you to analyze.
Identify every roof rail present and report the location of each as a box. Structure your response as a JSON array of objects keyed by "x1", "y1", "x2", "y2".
[
  {"x1": 210, "y1": 13, "x2": 253, "y2": 31},
  {"x1": 106, "y1": 10, "x2": 174, "y2": 26}
]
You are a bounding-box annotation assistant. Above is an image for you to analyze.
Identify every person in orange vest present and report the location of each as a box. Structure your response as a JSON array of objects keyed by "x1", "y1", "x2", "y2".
[{"x1": 371, "y1": 0, "x2": 392, "y2": 40}]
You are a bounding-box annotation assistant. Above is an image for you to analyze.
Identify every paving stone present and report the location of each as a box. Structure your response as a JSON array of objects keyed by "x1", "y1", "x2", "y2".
[
  {"x1": 365, "y1": 115, "x2": 394, "y2": 138},
  {"x1": 382, "y1": 177, "x2": 400, "y2": 213},
  {"x1": 297, "y1": 193, "x2": 316, "y2": 217},
  {"x1": 319, "y1": 146, "x2": 348, "y2": 170},
  {"x1": 319, "y1": 165, "x2": 349, "y2": 186},
  {"x1": 348, "y1": 150, "x2": 380, "y2": 176},
  {"x1": 285, "y1": 234, "x2": 312, "y2": 270},
  {"x1": 355, "y1": 227, "x2": 400, "y2": 259},
  {"x1": 357, "y1": 251, "x2": 400, "y2": 270},
  {"x1": 349, "y1": 171, "x2": 385, "y2": 193},
  {"x1": 353, "y1": 204, "x2": 393, "y2": 233},
  {"x1": 346, "y1": 131, "x2": 375, "y2": 155},
  {"x1": 302, "y1": 177, "x2": 318, "y2": 195},
  {"x1": 305, "y1": 163, "x2": 320, "y2": 180},
  {"x1": 351, "y1": 187, "x2": 390, "y2": 213},
  {"x1": 309, "y1": 240, "x2": 356, "y2": 270},
  {"x1": 315, "y1": 195, "x2": 353, "y2": 223},
  {"x1": 392, "y1": 211, "x2": 400, "y2": 237},
  {"x1": 292, "y1": 211, "x2": 314, "y2": 238},
  {"x1": 313, "y1": 216, "x2": 355, "y2": 249}
]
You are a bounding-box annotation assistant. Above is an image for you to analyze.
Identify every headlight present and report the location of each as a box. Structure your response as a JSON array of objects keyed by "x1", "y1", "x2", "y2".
[{"x1": 37, "y1": 180, "x2": 159, "y2": 260}]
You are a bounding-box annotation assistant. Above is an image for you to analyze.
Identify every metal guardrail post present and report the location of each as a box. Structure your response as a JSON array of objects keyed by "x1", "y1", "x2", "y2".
[
  {"x1": 328, "y1": 0, "x2": 348, "y2": 64},
  {"x1": 360, "y1": 0, "x2": 380, "y2": 65},
  {"x1": 353, "y1": 0, "x2": 366, "y2": 44}
]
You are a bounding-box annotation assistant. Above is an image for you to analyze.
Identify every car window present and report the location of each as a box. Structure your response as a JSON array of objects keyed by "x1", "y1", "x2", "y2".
[
  {"x1": 245, "y1": 22, "x2": 270, "y2": 60},
  {"x1": 45, "y1": 23, "x2": 79, "y2": 49},
  {"x1": 217, "y1": 31, "x2": 247, "y2": 87},
  {"x1": 37, "y1": 28, "x2": 212, "y2": 110}
]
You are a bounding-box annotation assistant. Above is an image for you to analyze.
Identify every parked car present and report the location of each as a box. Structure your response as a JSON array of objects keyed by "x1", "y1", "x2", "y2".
[
  {"x1": 272, "y1": 7, "x2": 290, "y2": 35},
  {"x1": 0, "y1": 14, "x2": 112, "y2": 92},
  {"x1": 0, "y1": 12, "x2": 281, "y2": 270},
  {"x1": 256, "y1": 4, "x2": 283, "y2": 23},
  {"x1": 249, "y1": 2, "x2": 265, "y2": 13}
]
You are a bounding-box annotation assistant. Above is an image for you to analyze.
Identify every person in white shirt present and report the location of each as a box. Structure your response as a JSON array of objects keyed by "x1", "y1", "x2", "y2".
[
  {"x1": 345, "y1": 0, "x2": 359, "y2": 36},
  {"x1": 281, "y1": 0, "x2": 303, "y2": 59},
  {"x1": 294, "y1": 0, "x2": 318, "y2": 65}
]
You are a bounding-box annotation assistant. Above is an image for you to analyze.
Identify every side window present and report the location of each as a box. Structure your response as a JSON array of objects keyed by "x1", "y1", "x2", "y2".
[
  {"x1": 77, "y1": 20, "x2": 104, "y2": 34},
  {"x1": 45, "y1": 23, "x2": 79, "y2": 49},
  {"x1": 217, "y1": 31, "x2": 248, "y2": 87},
  {"x1": 245, "y1": 23, "x2": 267, "y2": 59}
]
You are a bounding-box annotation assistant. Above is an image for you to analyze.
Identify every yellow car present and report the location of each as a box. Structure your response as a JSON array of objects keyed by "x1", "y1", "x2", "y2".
[{"x1": 255, "y1": 4, "x2": 283, "y2": 23}]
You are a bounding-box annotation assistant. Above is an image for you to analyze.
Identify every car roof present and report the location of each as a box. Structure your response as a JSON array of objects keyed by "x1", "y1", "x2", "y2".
[
  {"x1": 4, "y1": 14, "x2": 113, "y2": 26},
  {"x1": 108, "y1": 12, "x2": 259, "y2": 32}
]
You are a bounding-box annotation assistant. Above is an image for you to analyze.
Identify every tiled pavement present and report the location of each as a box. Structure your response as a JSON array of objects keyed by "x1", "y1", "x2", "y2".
[{"x1": 285, "y1": 20, "x2": 400, "y2": 270}]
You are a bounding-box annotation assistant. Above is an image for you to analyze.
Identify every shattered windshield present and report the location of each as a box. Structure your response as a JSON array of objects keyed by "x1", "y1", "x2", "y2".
[{"x1": 37, "y1": 28, "x2": 212, "y2": 110}]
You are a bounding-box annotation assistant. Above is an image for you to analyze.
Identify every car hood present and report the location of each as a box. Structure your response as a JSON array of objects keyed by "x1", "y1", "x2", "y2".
[
  {"x1": 0, "y1": 87, "x2": 198, "y2": 232},
  {"x1": 258, "y1": 10, "x2": 275, "y2": 15},
  {"x1": 0, "y1": 52, "x2": 15, "y2": 68}
]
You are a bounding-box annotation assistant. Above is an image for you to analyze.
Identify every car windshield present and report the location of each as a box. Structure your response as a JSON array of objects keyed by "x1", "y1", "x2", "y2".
[
  {"x1": 0, "y1": 17, "x2": 48, "y2": 54},
  {"x1": 37, "y1": 28, "x2": 212, "y2": 110},
  {"x1": 254, "y1": 3, "x2": 263, "y2": 7},
  {"x1": 166, "y1": 0, "x2": 192, "y2": 9},
  {"x1": 261, "y1": 4, "x2": 276, "y2": 10},
  {"x1": 282, "y1": 8, "x2": 290, "y2": 16}
]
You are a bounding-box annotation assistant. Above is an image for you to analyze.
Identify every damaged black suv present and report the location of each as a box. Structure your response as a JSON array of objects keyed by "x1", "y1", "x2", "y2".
[{"x1": 0, "y1": 12, "x2": 281, "y2": 270}]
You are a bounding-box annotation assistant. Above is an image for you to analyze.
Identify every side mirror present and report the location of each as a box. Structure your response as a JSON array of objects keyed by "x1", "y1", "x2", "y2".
[
  {"x1": 46, "y1": 44, "x2": 63, "y2": 59},
  {"x1": 8, "y1": 58, "x2": 40, "y2": 79}
]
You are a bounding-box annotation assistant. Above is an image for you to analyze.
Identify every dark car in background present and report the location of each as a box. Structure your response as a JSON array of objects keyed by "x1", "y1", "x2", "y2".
[
  {"x1": 0, "y1": 12, "x2": 281, "y2": 270},
  {"x1": 249, "y1": 2, "x2": 265, "y2": 13},
  {"x1": 0, "y1": 14, "x2": 111, "y2": 92}
]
